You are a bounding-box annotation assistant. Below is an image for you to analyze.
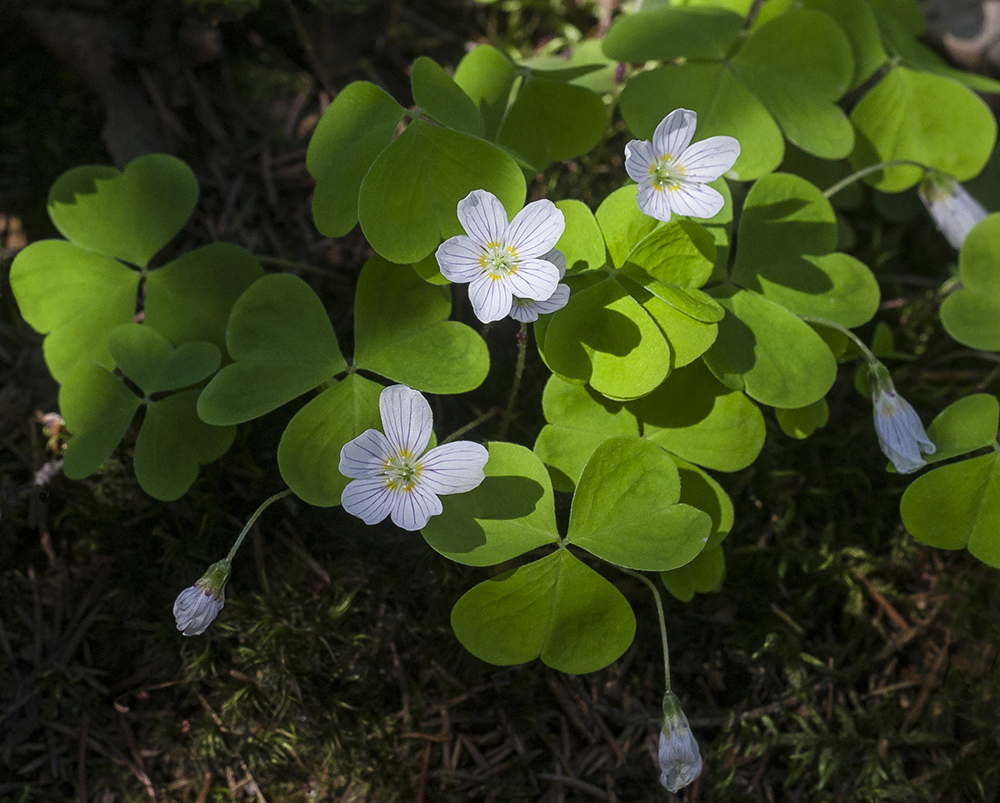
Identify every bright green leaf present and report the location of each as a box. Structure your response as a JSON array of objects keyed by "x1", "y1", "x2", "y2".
[
  {"x1": 411, "y1": 56, "x2": 485, "y2": 137},
  {"x1": 924, "y1": 394, "x2": 999, "y2": 463},
  {"x1": 941, "y1": 213, "x2": 1000, "y2": 350},
  {"x1": 555, "y1": 199, "x2": 606, "y2": 274},
  {"x1": 47, "y1": 153, "x2": 198, "y2": 267},
  {"x1": 775, "y1": 398, "x2": 830, "y2": 439},
  {"x1": 602, "y1": 5, "x2": 744, "y2": 62},
  {"x1": 307, "y1": 81, "x2": 405, "y2": 237},
  {"x1": 277, "y1": 373, "x2": 384, "y2": 507},
  {"x1": 567, "y1": 436, "x2": 711, "y2": 571},
  {"x1": 358, "y1": 120, "x2": 526, "y2": 264},
  {"x1": 198, "y1": 274, "x2": 346, "y2": 425},
  {"x1": 450, "y1": 549, "x2": 636, "y2": 673},
  {"x1": 661, "y1": 545, "x2": 726, "y2": 602},
  {"x1": 422, "y1": 442, "x2": 559, "y2": 566},
  {"x1": 108, "y1": 324, "x2": 220, "y2": 394},
  {"x1": 453, "y1": 45, "x2": 517, "y2": 139},
  {"x1": 353, "y1": 255, "x2": 489, "y2": 393}
]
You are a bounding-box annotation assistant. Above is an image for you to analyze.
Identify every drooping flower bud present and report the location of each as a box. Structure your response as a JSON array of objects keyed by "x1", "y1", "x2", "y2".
[
  {"x1": 868, "y1": 361, "x2": 936, "y2": 474},
  {"x1": 658, "y1": 691, "x2": 702, "y2": 793},
  {"x1": 173, "y1": 559, "x2": 231, "y2": 636},
  {"x1": 917, "y1": 171, "x2": 987, "y2": 250}
]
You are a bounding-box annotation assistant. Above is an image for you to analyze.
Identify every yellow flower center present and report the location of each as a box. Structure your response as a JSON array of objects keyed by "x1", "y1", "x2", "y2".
[
  {"x1": 649, "y1": 155, "x2": 686, "y2": 192},
  {"x1": 479, "y1": 241, "x2": 519, "y2": 281}
]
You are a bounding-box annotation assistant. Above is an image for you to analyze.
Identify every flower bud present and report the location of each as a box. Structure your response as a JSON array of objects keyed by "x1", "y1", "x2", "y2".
[
  {"x1": 658, "y1": 691, "x2": 702, "y2": 793},
  {"x1": 868, "y1": 361, "x2": 936, "y2": 474},
  {"x1": 918, "y1": 172, "x2": 987, "y2": 250},
  {"x1": 173, "y1": 559, "x2": 231, "y2": 636}
]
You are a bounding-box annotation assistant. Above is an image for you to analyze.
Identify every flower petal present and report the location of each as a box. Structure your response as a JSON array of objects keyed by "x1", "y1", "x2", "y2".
[
  {"x1": 420, "y1": 441, "x2": 489, "y2": 495},
  {"x1": 508, "y1": 299, "x2": 541, "y2": 323},
  {"x1": 506, "y1": 257, "x2": 560, "y2": 301},
  {"x1": 531, "y1": 283, "x2": 570, "y2": 315},
  {"x1": 457, "y1": 189, "x2": 508, "y2": 246},
  {"x1": 389, "y1": 483, "x2": 443, "y2": 531},
  {"x1": 506, "y1": 199, "x2": 565, "y2": 259},
  {"x1": 339, "y1": 429, "x2": 393, "y2": 479},
  {"x1": 379, "y1": 384, "x2": 433, "y2": 457},
  {"x1": 468, "y1": 274, "x2": 514, "y2": 323},
  {"x1": 341, "y1": 477, "x2": 395, "y2": 524},
  {"x1": 624, "y1": 139, "x2": 657, "y2": 185},
  {"x1": 873, "y1": 391, "x2": 936, "y2": 474},
  {"x1": 174, "y1": 586, "x2": 224, "y2": 636},
  {"x1": 542, "y1": 248, "x2": 567, "y2": 279},
  {"x1": 652, "y1": 108, "x2": 697, "y2": 159},
  {"x1": 636, "y1": 182, "x2": 674, "y2": 223},
  {"x1": 436, "y1": 235, "x2": 485, "y2": 283},
  {"x1": 677, "y1": 135, "x2": 740, "y2": 182},
  {"x1": 664, "y1": 181, "x2": 725, "y2": 219}
]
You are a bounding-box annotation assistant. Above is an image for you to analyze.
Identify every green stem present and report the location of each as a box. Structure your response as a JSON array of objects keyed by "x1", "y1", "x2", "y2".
[
  {"x1": 796, "y1": 314, "x2": 877, "y2": 364},
  {"x1": 621, "y1": 567, "x2": 671, "y2": 691},
  {"x1": 226, "y1": 489, "x2": 293, "y2": 563},
  {"x1": 823, "y1": 160, "x2": 928, "y2": 199},
  {"x1": 497, "y1": 322, "x2": 528, "y2": 441},
  {"x1": 441, "y1": 407, "x2": 498, "y2": 445}
]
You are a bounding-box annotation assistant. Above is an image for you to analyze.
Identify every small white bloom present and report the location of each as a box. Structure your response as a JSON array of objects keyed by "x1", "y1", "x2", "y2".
[
  {"x1": 917, "y1": 171, "x2": 987, "y2": 250},
  {"x1": 339, "y1": 384, "x2": 489, "y2": 531},
  {"x1": 869, "y1": 361, "x2": 936, "y2": 474},
  {"x1": 436, "y1": 190, "x2": 566, "y2": 323},
  {"x1": 625, "y1": 108, "x2": 740, "y2": 223},
  {"x1": 658, "y1": 691, "x2": 703, "y2": 793},
  {"x1": 510, "y1": 249, "x2": 570, "y2": 323},
  {"x1": 173, "y1": 559, "x2": 230, "y2": 636}
]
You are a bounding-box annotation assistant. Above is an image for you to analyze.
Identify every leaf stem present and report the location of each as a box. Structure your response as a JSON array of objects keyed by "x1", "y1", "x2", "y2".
[
  {"x1": 441, "y1": 407, "x2": 499, "y2": 445},
  {"x1": 796, "y1": 314, "x2": 876, "y2": 364},
  {"x1": 823, "y1": 160, "x2": 928, "y2": 199},
  {"x1": 620, "y1": 567, "x2": 671, "y2": 691},
  {"x1": 497, "y1": 322, "x2": 528, "y2": 441},
  {"x1": 226, "y1": 489, "x2": 293, "y2": 563}
]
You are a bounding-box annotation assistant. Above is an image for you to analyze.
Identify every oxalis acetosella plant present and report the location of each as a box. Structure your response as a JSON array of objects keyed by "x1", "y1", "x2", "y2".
[{"x1": 10, "y1": 0, "x2": 1000, "y2": 792}]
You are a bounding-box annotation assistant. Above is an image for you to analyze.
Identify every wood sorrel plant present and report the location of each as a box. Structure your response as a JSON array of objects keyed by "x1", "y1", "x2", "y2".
[{"x1": 10, "y1": 0, "x2": 1000, "y2": 792}]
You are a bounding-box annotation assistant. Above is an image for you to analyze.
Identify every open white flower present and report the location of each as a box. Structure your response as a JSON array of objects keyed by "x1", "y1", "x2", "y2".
[
  {"x1": 173, "y1": 559, "x2": 230, "y2": 636},
  {"x1": 436, "y1": 190, "x2": 565, "y2": 323},
  {"x1": 339, "y1": 384, "x2": 489, "y2": 531},
  {"x1": 625, "y1": 108, "x2": 740, "y2": 223},
  {"x1": 658, "y1": 691, "x2": 703, "y2": 793},
  {"x1": 510, "y1": 248, "x2": 570, "y2": 323},
  {"x1": 869, "y1": 361, "x2": 936, "y2": 474},
  {"x1": 918, "y1": 171, "x2": 988, "y2": 250}
]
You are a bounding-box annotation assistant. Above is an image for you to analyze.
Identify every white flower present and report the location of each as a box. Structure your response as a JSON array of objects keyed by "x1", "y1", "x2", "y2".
[
  {"x1": 917, "y1": 171, "x2": 987, "y2": 250},
  {"x1": 510, "y1": 248, "x2": 570, "y2": 323},
  {"x1": 173, "y1": 559, "x2": 230, "y2": 636},
  {"x1": 339, "y1": 384, "x2": 489, "y2": 531},
  {"x1": 869, "y1": 361, "x2": 936, "y2": 474},
  {"x1": 436, "y1": 190, "x2": 566, "y2": 323},
  {"x1": 624, "y1": 108, "x2": 740, "y2": 223},
  {"x1": 658, "y1": 691, "x2": 703, "y2": 793}
]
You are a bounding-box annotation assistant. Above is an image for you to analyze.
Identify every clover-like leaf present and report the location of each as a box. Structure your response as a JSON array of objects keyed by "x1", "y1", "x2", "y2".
[
  {"x1": 850, "y1": 66, "x2": 997, "y2": 191},
  {"x1": 198, "y1": 274, "x2": 346, "y2": 425},
  {"x1": 276, "y1": 373, "x2": 384, "y2": 507},
  {"x1": 615, "y1": 9, "x2": 854, "y2": 180},
  {"x1": 61, "y1": 363, "x2": 143, "y2": 480},
  {"x1": 776, "y1": 399, "x2": 830, "y2": 439},
  {"x1": 661, "y1": 545, "x2": 726, "y2": 602},
  {"x1": 534, "y1": 376, "x2": 639, "y2": 491},
  {"x1": 10, "y1": 240, "x2": 139, "y2": 382},
  {"x1": 703, "y1": 285, "x2": 838, "y2": 409},
  {"x1": 358, "y1": 119, "x2": 526, "y2": 264},
  {"x1": 732, "y1": 173, "x2": 880, "y2": 327},
  {"x1": 923, "y1": 394, "x2": 1000, "y2": 464},
  {"x1": 143, "y1": 242, "x2": 263, "y2": 352},
  {"x1": 107, "y1": 324, "x2": 220, "y2": 394},
  {"x1": 134, "y1": 390, "x2": 236, "y2": 501},
  {"x1": 900, "y1": 453, "x2": 1000, "y2": 568},
  {"x1": 637, "y1": 360, "x2": 766, "y2": 472},
  {"x1": 450, "y1": 549, "x2": 636, "y2": 674},
  {"x1": 353, "y1": 256, "x2": 489, "y2": 393},
  {"x1": 453, "y1": 45, "x2": 518, "y2": 139},
  {"x1": 498, "y1": 75, "x2": 608, "y2": 172},
  {"x1": 421, "y1": 442, "x2": 559, "y2": 566},
  {"x1": 941, "y1": 214, "x2": 1000, "y2": 351},
  {"x1": 411, "y1": 56, "x2": 485, "y2": 137},
  {"x1": 567, "y1": 436, "x2": 711, "y2": 571},
  {"x1": 46, "y1": 153, "x2": 198, "y2": 267},
  {"x1": 555, "y1": 199, "x2": 606, "y2": 274},
  {"x1": 673, "y1": 456, "x2": 734, "y2": 551},
  {"x1": 307, "y1": 81, "x2": 406, "y2": 237}
]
